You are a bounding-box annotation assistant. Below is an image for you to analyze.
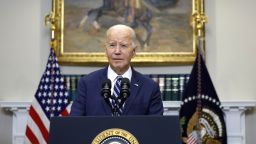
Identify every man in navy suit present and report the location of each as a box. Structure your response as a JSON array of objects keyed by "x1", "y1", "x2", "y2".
[{"x1": 70, "y1": 24, "x2": 163, "y2": 116}]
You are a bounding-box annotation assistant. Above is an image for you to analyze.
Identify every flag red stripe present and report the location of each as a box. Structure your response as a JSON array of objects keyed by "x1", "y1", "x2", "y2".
[
  {"x1": 61, "y1": 109, "x2": 69, "y2": 116},
  {"x1": 26, "y1": 126, "x2": 39, "y2": 144},
  {"x1": 29, "y1": 106, "x2": 49, "y2": 143}
]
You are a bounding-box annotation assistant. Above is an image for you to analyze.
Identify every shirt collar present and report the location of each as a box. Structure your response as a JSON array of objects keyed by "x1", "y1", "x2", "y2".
[{"x1": 107, "y1": 66, "x2": 132, "y2": 83}]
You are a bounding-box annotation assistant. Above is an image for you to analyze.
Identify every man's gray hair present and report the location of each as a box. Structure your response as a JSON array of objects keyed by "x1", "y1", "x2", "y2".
[{"x1": 106, "y1": 24, "x2": 137, "y2": 48}]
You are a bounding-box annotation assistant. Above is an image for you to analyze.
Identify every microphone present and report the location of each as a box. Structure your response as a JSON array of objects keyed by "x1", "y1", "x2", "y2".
[
  {"x1": 101, "y1": 79, "x2": 112, "y2": 108},
  {"x1": 119, "y1": 78, "x2": 130, "y2": 108}
]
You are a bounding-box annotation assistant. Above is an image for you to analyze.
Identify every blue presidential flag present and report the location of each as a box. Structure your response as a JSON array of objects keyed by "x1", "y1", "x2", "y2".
[{"x1": 179, "y1": 53, "x2": 227, "y2": 144}]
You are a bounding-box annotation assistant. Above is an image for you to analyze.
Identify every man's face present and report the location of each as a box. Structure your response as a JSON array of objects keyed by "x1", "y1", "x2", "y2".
[{"x1": 105, "y1": 28, "x2": 136, "y2": 74}]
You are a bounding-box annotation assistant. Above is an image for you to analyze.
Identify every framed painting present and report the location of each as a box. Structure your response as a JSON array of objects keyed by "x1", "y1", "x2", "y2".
[{"x1": 49, "y1": 0, "x2": 206, "y2": 66}]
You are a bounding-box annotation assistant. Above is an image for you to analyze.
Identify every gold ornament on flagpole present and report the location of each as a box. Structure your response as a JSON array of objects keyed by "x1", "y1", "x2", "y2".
[
  {"x1": 191, "y1": 0, "x2": 208, "y2": 59},
  {"x1": 191, "y1": 0, "x2": 208, "y2": 38},
  {"x1": 45, "y1": 0, "x2": 58, "y2": 49}
]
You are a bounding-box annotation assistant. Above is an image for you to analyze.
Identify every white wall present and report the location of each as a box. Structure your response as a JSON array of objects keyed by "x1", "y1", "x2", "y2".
[
  {"x1": 0, "y1": 0, "x2": 48, "y2": 101},
  {"x1": 206, "y1": 0, "x2": 256, "y2": 101},
  {"x1": 0, "y1": 0, "x2": 255, "y2": 143}
]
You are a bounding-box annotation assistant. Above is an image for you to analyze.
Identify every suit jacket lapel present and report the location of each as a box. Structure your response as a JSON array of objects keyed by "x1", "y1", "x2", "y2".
[
  {"x1": 99, "y1": 67, "x2": 113, "y2": 114},
  {"x1": 123, "y1": 69, "x2": 142, "y2": 114}
]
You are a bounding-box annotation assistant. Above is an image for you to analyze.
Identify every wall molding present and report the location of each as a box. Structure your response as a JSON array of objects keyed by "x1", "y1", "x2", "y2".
[{"x1": 1, "y1": 100, "x2": 256, "y2": 144}]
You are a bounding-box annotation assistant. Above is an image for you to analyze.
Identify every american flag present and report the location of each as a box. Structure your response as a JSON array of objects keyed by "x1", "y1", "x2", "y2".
[
  {"x1": 187, "y1": 131, "x2": 199, "y2": 144},
  {"x1": 25, "y1": 48, "x2": 72, "y2": 144}
]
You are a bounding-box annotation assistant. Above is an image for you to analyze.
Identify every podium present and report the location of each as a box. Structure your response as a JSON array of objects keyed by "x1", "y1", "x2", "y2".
[{"x1": 49, "y1": 116, "x2": 181, "y2": 144}]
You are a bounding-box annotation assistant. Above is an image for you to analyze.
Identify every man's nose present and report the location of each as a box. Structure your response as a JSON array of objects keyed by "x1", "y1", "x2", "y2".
[{"x1": 114, "y1": 45, "x2": 122, "y2": 53}]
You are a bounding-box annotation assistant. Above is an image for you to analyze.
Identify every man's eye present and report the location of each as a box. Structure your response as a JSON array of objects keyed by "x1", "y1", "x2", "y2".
[
  {"x1": 121, "y1": 44, "x2": 128, "y2": 48},
  {"x1": 109, "y1": 44, "x2": 116, "y2": 48}
]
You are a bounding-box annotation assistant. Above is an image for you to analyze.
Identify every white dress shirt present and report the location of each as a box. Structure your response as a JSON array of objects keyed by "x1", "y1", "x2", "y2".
[{"x1": 107, "y1": 66, "x2": 132, "y2": 95}]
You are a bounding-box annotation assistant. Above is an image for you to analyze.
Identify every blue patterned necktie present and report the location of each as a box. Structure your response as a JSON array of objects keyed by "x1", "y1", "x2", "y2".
[{"x1": 112, "y1": 76, "x2": 122, "y2": 116}]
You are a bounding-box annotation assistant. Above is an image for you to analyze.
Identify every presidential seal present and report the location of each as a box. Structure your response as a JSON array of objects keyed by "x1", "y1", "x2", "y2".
[
  {"x1": 182, "y1": 107, "x2": 225, "y2": 144},
  {"x1": 92, "y1": 128, "x2": 139, "y2": 144}
]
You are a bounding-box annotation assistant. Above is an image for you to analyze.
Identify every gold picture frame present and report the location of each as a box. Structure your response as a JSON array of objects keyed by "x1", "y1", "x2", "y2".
[{"x1": 46, "y1": 0, "x2": 206, "y2": 66}]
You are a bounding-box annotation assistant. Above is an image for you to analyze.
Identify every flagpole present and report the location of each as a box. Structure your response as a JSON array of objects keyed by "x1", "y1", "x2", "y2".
[
  {"x1": 25, "y1": 1, "x2": 73, "y2": 143},
  {"x1": 191, "y1": 0, "x2": 207, "y2": 143},
  {"x1": 181, "y1": 3, "x2": 227, "y2": 142},
  {"x1": 196, "y1": 38, "x2": 202, "y2": 144},
  {"x1": 44, "y1": 0, "x2": 58, "y2": 117}
]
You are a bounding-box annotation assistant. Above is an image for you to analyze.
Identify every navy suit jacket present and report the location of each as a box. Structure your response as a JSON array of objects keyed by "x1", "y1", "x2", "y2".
[{"x1": 70, "y1": 67, "x2": 163, "y2": 116}]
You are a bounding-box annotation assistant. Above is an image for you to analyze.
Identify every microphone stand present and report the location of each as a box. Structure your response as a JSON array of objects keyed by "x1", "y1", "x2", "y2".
[
  {"x1": 111, "y1": 95, "x2": 119, "y2": 117},
  {"x1": 101, "y1": 79, "x2": 118, "y2": 116},
  {"x1": 118, "y1": 79, "x2": 130, "y2": 112}
]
